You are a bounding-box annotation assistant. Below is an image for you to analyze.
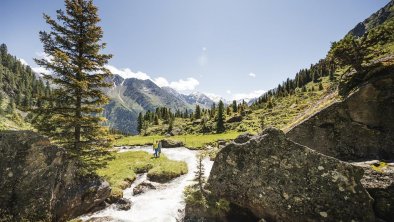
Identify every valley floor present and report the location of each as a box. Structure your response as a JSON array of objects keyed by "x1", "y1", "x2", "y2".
[{"x1": 115, "y1": 131, "x2": 240, "y2": 149}]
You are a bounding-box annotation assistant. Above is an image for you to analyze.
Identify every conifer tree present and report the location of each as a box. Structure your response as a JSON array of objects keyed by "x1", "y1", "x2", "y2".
[
  {"x1": 33, "y1": 0, "x2": 113, "y2": 174},
  {"x1": 329, "y1": 69, "x2": 335, "y2": 81},
  {"x1": 226, "y1": 106, "x2": 231, "y2": 115},
  {"x1": 168, "y1": 117, "x2": 174, "y2": 133},
  {"x1": 210, "y1": 102, "x2": 216, "y2": 119},
  {"x1": 154, "y1": 114, "x2": 159, "y2": 125},
  {"x1": 137, "y1": 112, "x2": 143, "y2": 134},
  {"x1": 195, "y1": 105, "x2": 201, "y2": 119},
  {"x1": 193, "y1": 154, "x2": 206, "y2": 195},
  {"x1": 232, "y1": 100, "x2": 237, "y2": 113},
  {"x1": 318, "y1": 83, "x2": 324, "y2": 91},
  {"x1": 6, "y1": 99, "x2": 15, "y2": 114},
  {"x1": 216, "y1": 100, "x2": 225, "y2": 133},
  {"x1": 328, "y1": 34, "x2": 371, "y2": 73}
]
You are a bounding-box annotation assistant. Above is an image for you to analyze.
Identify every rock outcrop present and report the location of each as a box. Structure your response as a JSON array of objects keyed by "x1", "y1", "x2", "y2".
[
  {"x1": 233, "y1": 132, "x2": 254, "y2": 144},
  {"x1": 0, "y1": 131, "x2": 111, "y2": 222},
  {"x1": 114, "y1": 198, "x2": 132, "y2": 211},
  {"x1": 208, "y1": 128, "x2": 375, "y2": 222},
  {"x1": 133, "y1": 181, "x2": 157, "y2": 195},
  {"x1": 352, "y1": 161, "x2": 394, "y2": 221},
  {"x1": 160, "y1": 138, "x2": 184, "y2": 148},
  {"x1": 287, "y1": 73, "x2": 394, "y2": 160},
  {"x1": 226, "y1": 115, "x2": 243, "y2": 123}
]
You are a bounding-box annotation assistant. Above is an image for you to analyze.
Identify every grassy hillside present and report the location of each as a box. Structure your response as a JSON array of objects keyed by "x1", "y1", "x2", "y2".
[
  {"x1": 0, "y1": 43, "x2": 49, "y2": 131},
  {"x1": 116, "y1": 75, "x2": 340, "y2": 148},
  {"x1": 0, "y1": 96, "x2": 33, "y2": 131},
  {"x1": 117, "y1": 2, "x2": 394, "y2": 148}
]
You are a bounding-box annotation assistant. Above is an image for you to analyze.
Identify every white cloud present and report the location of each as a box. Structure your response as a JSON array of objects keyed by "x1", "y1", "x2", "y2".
[
  {"x1": 106, "y1": 65, "x2": 199, "y2": 91},
  {"x1": 248, "y1": 72, "x2": 256, "y2": 78},
  {"x1": 105, "y1": 65, "x2": 151, "y2": 80},
  {"x1": 32, "y1": 67, "x2": 51, "y2": 76},
  {"x1": 167, "y1": 77, "x2": 199, "y2": 91},
  {"x1": 226, "y1": 90, "x2": 232, "y2": 94},
  {"x1": 18, "y1": 58, "x2": 28, "y2": 66},
  {"x1": 153, "y1": 77, "x2": 170, "y2": 87},
  {"x1": 232, "y1": 89, "x2": 266, "y2": 102},
  {"x1": 202, "y1": 47, "x2": 207, "y2": 51},
  {"x1": 154, "y1": 76, "x2": 199, "y2": 91}
]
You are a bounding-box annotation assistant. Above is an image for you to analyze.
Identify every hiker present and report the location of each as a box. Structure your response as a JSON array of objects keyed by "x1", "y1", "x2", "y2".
[
  {"x1": 158, "y1": 140, "x2": 162, "y2": 157},
  {"x1": 153, "y1": 141, "x2": 159, "y2": 158}
]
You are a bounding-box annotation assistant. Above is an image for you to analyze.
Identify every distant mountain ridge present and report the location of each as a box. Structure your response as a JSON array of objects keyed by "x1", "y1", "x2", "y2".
[
  {"x1": 348, "y1": 0, "x2": 394, "y2": 37},
  {"x1": 164, "y1": 89, "x2": 216, "y2": 108},
  {"x1": 104, "y1": 74, "x2": 217, "y2": 134}
]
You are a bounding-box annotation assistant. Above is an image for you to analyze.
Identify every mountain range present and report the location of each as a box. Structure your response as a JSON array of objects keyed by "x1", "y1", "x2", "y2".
[{"x1": 104, "y1": 74, "x2": 225, "y2": 134}]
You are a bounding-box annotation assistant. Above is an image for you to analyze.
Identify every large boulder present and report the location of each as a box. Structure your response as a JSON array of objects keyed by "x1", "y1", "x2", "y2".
[
  {"x1": 226, "y1": 115, "x2": 243, "y2": 123},
  {"x1": 0, "y1": 131, "x2": 111, "y2": 222},
  {"x1": 208, "y1": 128, "x2": 375, "y2": 222},
  {"x1": 287, "y1": 73, "x2": 394, "y2": 160},
  {"x1": 160, "y1": 138, "x2": 184, "y2": 148}
]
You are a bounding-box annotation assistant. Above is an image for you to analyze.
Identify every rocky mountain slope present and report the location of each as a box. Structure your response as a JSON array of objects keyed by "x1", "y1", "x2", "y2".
[
  {"x1": 163, "y1": 88, "x2": 215, "y2": 108},
  {"x1": 287, "y1": 68, "x2": 394, "y2": 161},
  {"x1": 104, "y1": 75, "x2": 217, "y2": 134},
  {"x1": 349, "y1": 0, "x2": 393, "y2": 37}
]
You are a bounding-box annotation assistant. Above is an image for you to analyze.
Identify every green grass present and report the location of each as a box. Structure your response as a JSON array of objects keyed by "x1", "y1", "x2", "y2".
[
  {"x1": 236, "y1": 76, "x2": 340, "y2": 133},
  {"x1": 97, "y1": 150, "x2": 187, "y2": 198},
  {"x1": 115, "y1": 77, "x2": 339, "y2": 149},
  {"x1": 115, "y1": 131, "x2": 240, "y2": 149},
  {"x1": 0, "y1": 95, "x2": 33, "y2": 131}
]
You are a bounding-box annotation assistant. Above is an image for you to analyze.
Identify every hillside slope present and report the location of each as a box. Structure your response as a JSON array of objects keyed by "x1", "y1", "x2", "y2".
[
  {"x1": 0, "y1": 44, "x2": 48, "y2": 131},
  {"x1": 133, "y1": 0, "x2": 394, "y2": 138}
]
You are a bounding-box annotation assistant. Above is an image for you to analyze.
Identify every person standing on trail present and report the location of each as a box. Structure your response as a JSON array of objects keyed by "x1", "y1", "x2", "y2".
[
  {"x1": 158, "y1": 140, "x2": 162, "y2": 157},
  {"x1": 153, "y1": 141, "x2": 159, "y2": 158}
]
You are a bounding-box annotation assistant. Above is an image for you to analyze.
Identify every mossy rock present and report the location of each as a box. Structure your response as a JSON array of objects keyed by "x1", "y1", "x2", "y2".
[
  {"x1": 160, "y1": 139, "x2": 184, "y2": 148},
  {"x1": 106, "y1": 187, "x2": 123, "y2": 204}
]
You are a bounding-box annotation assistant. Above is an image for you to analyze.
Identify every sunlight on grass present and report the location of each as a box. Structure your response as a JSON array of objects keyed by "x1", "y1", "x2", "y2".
[
  {"x1": 97, "y1": 150, "x2": 187, "y2": 198},
  {"x1": 115, "y1": 131, "x2": 240, "y2": 149}
]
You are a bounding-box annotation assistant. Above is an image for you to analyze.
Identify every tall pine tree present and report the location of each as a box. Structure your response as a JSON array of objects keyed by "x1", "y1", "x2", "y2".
[
  {"x1": 216, "y1": 100, "x2": 225, "y2": 133},
  {"x1": 194, "y1": 105, "x2": 201, "y2": 119},
  {"x1": 137, "y1": 112, "x2": 143, "y2": 134},
  {"x1": 33, "y1": 0, "x2": 113, "y2": 175}
]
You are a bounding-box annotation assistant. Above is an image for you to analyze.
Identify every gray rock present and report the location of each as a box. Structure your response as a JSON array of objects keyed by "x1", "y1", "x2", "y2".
[
  {"x1": 287, "y1": 73, "x2": 394, "y2": 160},
  {"x1": 226, "y1": 115, "x2": 243, "y2": 123},
  {"x1": 86, "y1": 216, "x2": 114, "y2": 222},
  {"x1": 352, "y1": 161, "x2": 394, "y2": 221},
  {"x1": 0, "y1": 131, "x2": 111, "y2": 222},
  {"x1": 114, "y1": 198, "x2": 132, "y2": 211},
  {"x1": 160, "y1": 138, "x2": 184, "y2": 148},
  {"x1": 217, "y1": 140, "x2": 226, "y2": 146},
  {"x1": 233, "y1": 132, "x2": 254, "y2": 144},
  {"x1": 208, "y1": 128, "x2": 375, "y2": 222},
  {"x1": 133, "y1": 181, "x2": 157, "y2": 195}
]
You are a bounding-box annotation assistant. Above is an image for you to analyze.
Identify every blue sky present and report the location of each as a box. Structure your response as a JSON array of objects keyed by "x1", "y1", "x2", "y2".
[{"x1": 0, "y1": 0, "x2": 389, "y2": 100}]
